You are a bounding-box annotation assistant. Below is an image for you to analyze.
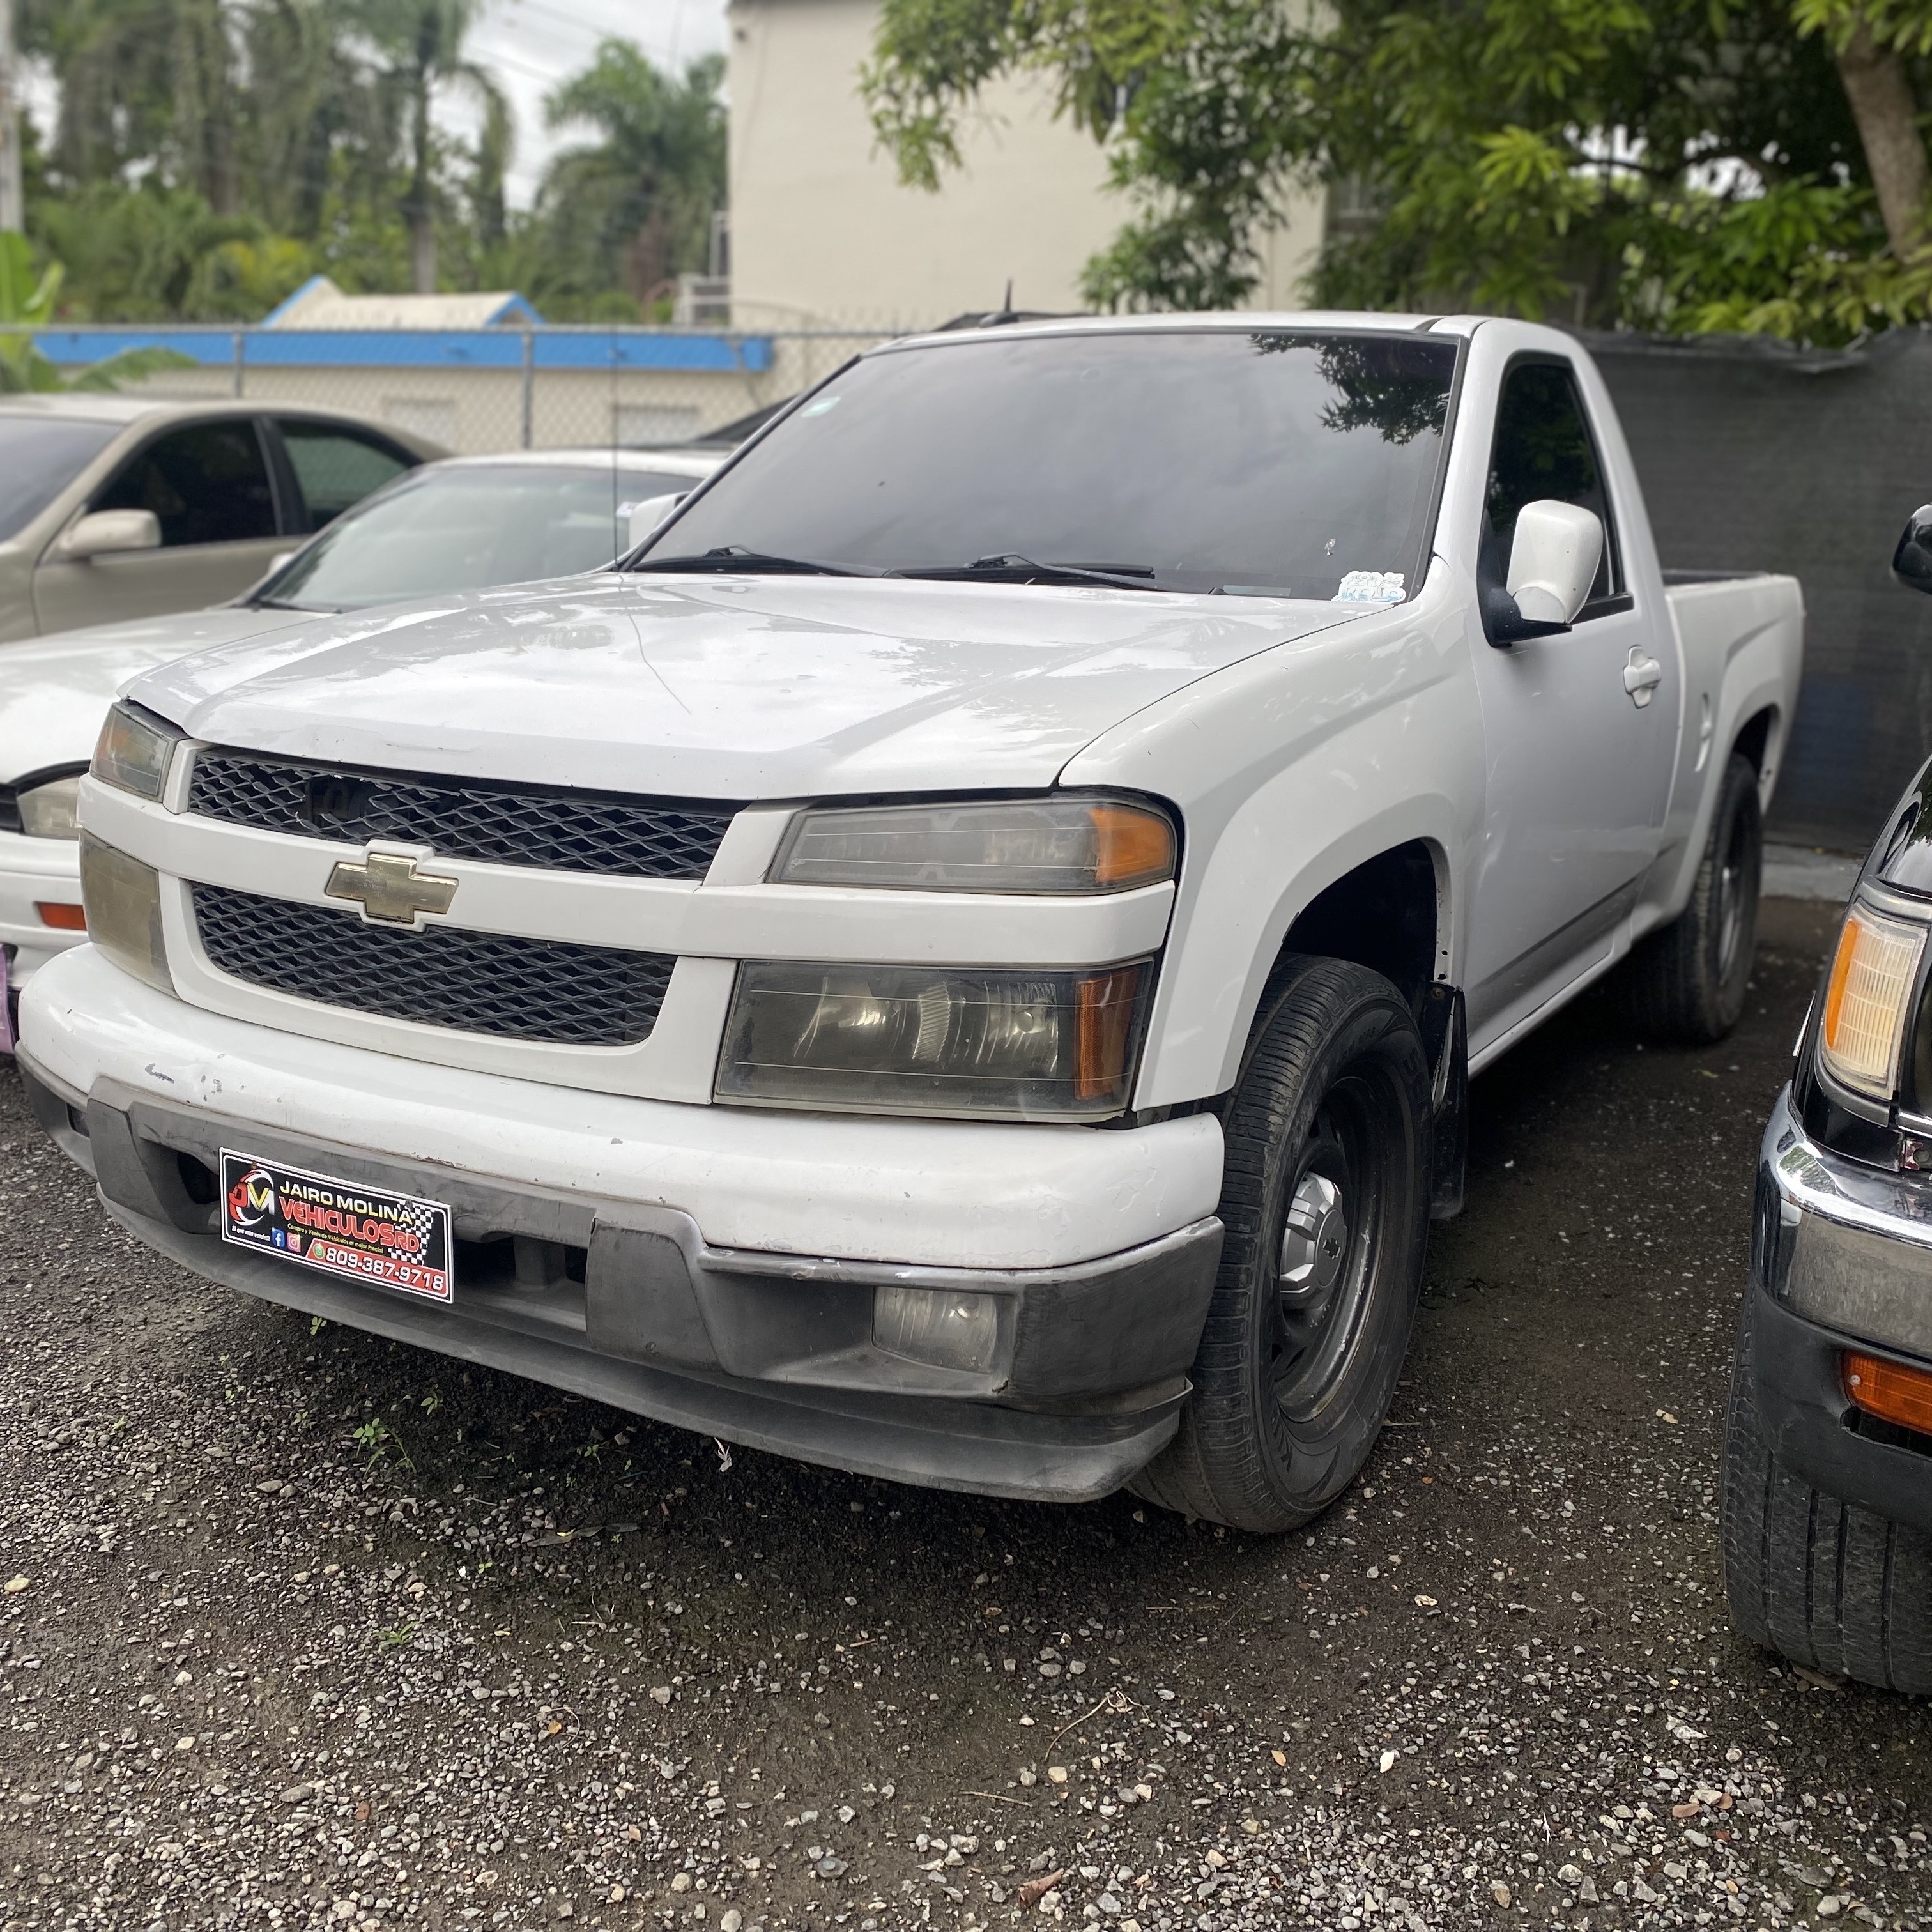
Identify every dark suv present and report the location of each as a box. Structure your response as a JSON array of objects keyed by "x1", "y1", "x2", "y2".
[{"x1": 1724, "y1": 505, "x2": 1932, "y2": 1692}]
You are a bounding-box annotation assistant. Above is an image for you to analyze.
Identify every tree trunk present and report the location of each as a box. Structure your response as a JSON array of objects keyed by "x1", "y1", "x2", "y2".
[
  {"x1": 1835, "y1": 22, "x2": 1929, "y2": 257},
  {"x1": 408, "y1": 61, "x2": 436, "y2": 293}
]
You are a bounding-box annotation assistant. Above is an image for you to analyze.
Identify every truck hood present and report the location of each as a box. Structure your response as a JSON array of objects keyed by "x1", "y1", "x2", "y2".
[
  {"x1": 1, "y1": 606, "x2": 316, "y2": 784},
  {"x1": 126, "y1": 574, "x2": 1364, "y2": 797}
]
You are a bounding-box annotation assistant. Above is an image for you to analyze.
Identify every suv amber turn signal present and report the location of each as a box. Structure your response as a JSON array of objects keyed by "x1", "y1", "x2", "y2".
[{"x1": 1844, "y1": 1350, "x2": 1932, "y2": 1437}]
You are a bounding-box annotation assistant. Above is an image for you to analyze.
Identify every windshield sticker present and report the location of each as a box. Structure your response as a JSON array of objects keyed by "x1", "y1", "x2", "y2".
[{"x1": 1334, "y1": 570, "x2": 1406, "y2": 604}]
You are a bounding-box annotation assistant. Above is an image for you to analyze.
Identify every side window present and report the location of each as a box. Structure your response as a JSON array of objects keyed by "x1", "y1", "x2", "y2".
[
  {"x1": 1485, "y1": 362, "x2": 1621, "y2": 608},
  {"x1": 93, "y1": 420, "x2": 277, "y2": 548},
  {"x1": 278, "y1": 421, "x2": 413, "y2": 530}
]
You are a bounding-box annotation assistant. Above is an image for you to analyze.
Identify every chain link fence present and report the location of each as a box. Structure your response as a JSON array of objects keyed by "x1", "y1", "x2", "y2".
[{"x1": 13, "y1": 324, "x2": 899, "y2": 454}]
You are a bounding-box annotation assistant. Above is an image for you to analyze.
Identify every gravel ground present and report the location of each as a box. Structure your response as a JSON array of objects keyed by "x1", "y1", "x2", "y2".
[{"x1": 4, "y1": 896, "x2": 1930, "y2": 1932}]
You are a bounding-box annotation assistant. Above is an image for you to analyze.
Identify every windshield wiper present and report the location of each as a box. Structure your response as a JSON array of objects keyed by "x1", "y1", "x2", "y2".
[
  {"x1": 890, "y1": 554, "x2": 1165, "y2": 591},
  {"x1": 629, "y1": 545, "x2": 869, "y2": 577},
  {"x1": 245, "y1": 595, "x2": 329, "y2": 611}
]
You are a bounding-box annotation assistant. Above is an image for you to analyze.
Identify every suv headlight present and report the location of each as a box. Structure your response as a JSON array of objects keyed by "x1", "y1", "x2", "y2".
[
  {"x1": 1820, "y1": 904, "x2": 1927, "y2": 1100},
  {"x1": 771, "y1": 795, "x2": 1176, "y2": 894},
  {"x1": 13, "y1": 769, "x2": 82, "y2": 838},
  {"x1": 91, "y1": 702, "x2": 182, "y2": 802},
  {"x1": 716, "y1": 958, "x2": 1154, "y2": 1119}
]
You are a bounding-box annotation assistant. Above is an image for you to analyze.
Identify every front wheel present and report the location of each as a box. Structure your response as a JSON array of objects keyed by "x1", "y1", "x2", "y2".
[
  {"x1": 1131, "y1": 958, "x2": 1432, "y2": 1533},
  {"x1": 1721, "y1": 1300, "x2": 1932, "y2": 1694}
]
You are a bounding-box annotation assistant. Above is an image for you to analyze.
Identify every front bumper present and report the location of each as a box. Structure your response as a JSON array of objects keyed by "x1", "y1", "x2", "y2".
[
  {"x1": 19, "y1": 946, "x2": 1227, "y2": 1502},
  {"x1": 0, "y1": 829, "x2": 85, "y2": 1013},
  {"x1": 1750, "y1": 1084, "x2": 1932, "y2": 1534}
]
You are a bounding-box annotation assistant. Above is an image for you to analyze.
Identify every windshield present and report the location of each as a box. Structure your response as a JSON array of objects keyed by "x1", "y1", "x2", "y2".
[
  {"x1": 262, "y1": 464, "x2": 705, "y2": 610},
  {"x1": 643, "y1": 330, "x2": 1459, "y2": 599},
  {"x1": 0, "y1": 417, "x2": 121, "y2": 544}
]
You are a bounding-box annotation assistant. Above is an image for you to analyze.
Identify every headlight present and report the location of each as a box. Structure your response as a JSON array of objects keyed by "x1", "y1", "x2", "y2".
[
  {"x1": 16, "y1": 770, "x2": 82, "y2": 838},
  {"x1": 1820, "y1": 904, "x2": 1926, "y2": 1100},
  {"x1": 771, "y1": 796, "x2": 1176, "y2": 894},
  {"x1": 78, "y1": 832, "x2": 173, "y2": 994},
  {"x1": 91, "y1": 702, "x2": 181, "y2": 802},
  {"x1": 716, "y1": 958, "x2": 1154, "y2": 1119}
]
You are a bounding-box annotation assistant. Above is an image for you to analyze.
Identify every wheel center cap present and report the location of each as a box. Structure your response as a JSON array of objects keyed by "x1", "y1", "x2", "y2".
[{"x1": 1280, "y1": 1172, "x2": 1349, "y2": 1300}]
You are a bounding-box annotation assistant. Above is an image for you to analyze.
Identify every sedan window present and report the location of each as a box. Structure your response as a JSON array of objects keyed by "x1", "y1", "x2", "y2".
[
  {"x1": 257, "y1": 464, "x2": 702, "y2": 610},
  {"x1": 93, "y1": 420, "x2": 278, "y2": 547},
  {"x1": 0, "y1": 417, "x2": 120, "y2": 542},
  {"x1": 277, "y1": 420, "x2": 413, "y2": 530}
]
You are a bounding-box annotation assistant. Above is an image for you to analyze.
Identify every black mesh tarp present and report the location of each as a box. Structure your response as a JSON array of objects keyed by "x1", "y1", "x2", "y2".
[{"x1": 1580, "y1": 324, "x2": 1932, "y2": 851}]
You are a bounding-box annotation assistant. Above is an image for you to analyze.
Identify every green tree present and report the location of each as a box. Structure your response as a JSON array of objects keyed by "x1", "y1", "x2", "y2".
[
  {"x1": 341, "y1": 0, "x2": 512, "y2": 291},
  {"x1": 0, "y1": 233, "x2": 194, "y2": 389},
  {"x1": 864, "y1": 0, "x2": 1932, "y2": 343},
  {"x1": 527, "y1": 43, "x2": 725, "y2": 315}
]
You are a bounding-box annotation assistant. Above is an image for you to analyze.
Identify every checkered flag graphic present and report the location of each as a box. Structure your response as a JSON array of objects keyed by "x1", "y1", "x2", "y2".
[{"x1": 391, "y1": 1199, "x2": 441, "y2": 1258}]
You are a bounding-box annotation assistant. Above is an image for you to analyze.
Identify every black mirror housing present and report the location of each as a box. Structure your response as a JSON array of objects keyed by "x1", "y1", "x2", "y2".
[
  {"x1": 1895, "y1": 504, "x2": 1932, "y2": 595},
  {"x1": 1482, "y1": 581, "x2": 1570, "y2": 648}
]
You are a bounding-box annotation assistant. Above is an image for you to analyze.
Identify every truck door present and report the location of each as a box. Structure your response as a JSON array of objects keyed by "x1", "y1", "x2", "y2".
[{"x1": 1462, "y1": 356, "x2": 1680, "y2": 1042}]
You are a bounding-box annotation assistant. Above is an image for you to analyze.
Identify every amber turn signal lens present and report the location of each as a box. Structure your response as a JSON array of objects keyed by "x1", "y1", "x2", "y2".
[
  {"x1": 36, "y1": 902, "x2": 86, "y2": 931},
  {"x1": 1820, "y1": 907, "x2": 1926, "y2": 1098},
  {"x1": 1091, "y1": 804, "x2": 1176, "y2": 889},
  {"x1": 1843, "y1": 1350, "x2": 1932, "y2": 1436}
]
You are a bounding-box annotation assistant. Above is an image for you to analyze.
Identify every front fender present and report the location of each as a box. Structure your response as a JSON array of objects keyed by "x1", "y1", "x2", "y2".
[{"x1": 1064, "y1": 575, "x2": 1482, "y2": 1108}]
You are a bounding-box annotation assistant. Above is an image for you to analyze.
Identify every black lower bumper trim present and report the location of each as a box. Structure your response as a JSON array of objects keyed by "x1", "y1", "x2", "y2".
[
  {"x1": 108, "y1": 1201, "x2": 1184, "y2": 1502},
  {"x1": 1751, "y1": 1283, "x2": 1932, "y2": 1537}
]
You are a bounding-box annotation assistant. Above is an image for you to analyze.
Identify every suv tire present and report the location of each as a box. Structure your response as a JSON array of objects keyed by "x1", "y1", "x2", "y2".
[
  {"x1": 1625, "y1": 750, "x2": 1762, "y2": 1043},
  {"x1": 1131, "y1": 957, "x2": 1431, "y2": 1533},
  {"x1": 1721, "y1": 1300, "x2": 1932, "y2": 1694}
]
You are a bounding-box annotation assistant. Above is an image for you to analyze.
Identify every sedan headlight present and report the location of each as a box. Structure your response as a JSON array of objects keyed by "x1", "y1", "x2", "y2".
[
  {"x1": 15, "y1": 770, "x2": 82, "y2": 838},
  {"x1": 772, "y1": 795, "x2": 1176, "y2": 894},
  {"x1": 1820, "y1": 904, "x2": 1926, "y2": 1100},
  {"x1": 78, "y1": 832, "x2": 173, "y2": 994},
  {"x1": 91, "y1": 702, "x2": 182, "y2": 802},
  {"x1": 716, "y1": 959, "x2": 1154, "y2": 1119}
]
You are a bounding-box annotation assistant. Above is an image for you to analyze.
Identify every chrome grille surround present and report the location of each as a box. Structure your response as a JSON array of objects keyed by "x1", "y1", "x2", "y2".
[{"x1": 187, "y1": 749, "x2": 737, "y2": 880}]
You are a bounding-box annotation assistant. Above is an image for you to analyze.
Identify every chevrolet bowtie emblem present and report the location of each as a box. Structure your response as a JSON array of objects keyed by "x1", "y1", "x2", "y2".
[{"x1": 324, "y1": 850, "x2": 459, "y2": 926}]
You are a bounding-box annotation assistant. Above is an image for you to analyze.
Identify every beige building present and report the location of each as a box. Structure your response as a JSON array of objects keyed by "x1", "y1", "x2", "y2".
[{"x1": 726, "y1": 0, "x2": 1328, "y2": 330}]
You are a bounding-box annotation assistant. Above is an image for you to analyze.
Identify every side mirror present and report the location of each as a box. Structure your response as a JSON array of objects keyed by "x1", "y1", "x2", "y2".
[
  {"x1": 629, "y1": 491, "x2": 687, "y2": 548},
  {"x1": 56, "y1": 509, "x2": 161, "y2": 562},
  {"x1": 1894, "y1": 503, "x2": 1932, "y2": 595},
  {"x1": 1506, "y1": 499, "x2": 1604, "y2": 625}
]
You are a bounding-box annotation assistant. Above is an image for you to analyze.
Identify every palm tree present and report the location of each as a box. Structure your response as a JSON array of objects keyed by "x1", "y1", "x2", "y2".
[
  {"x1": 344, "y1": 0, "x2": 510, "y2": 292},
  {"x1": 537, "y1": 45, "x2": 724, "y2": 310}
]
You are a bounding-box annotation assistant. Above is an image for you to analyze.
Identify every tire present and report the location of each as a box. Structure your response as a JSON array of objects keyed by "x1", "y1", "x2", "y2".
[
  {"x1": 1132, "y1": 957, "x2": 1432, "y2": 1533},
  {"x1": 1721, "y1": 1298, "x2": 1932, "y2": 1693},
  {"x1": 1624, "y1": 750, "x2": 1762, "y2": 1043}
]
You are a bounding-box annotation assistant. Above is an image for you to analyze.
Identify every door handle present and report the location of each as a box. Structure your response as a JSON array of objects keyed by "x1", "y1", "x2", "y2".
[{"x1": 1623, "y1": 649, "x2": 1664, "y2": 709}]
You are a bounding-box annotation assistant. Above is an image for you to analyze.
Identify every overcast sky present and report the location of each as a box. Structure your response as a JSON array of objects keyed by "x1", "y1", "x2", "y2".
[{"x1": 466, "y1": 0, "x2": 731, "y2": 208}]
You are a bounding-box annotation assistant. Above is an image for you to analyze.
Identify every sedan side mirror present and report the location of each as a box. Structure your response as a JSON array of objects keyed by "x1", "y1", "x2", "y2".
[
  {"x1": 629, "y1": 491, "x2": 688, "y2": 548},
  {"x1": 1894, "y1": 503, "x2": 1932, "y2": 595},
  {"x1": 56, "y1": 509, "x2": 162, "y2": 562},
  {"x1": 1507, "y1": 499, "x2": 1604, "y2": 625}
]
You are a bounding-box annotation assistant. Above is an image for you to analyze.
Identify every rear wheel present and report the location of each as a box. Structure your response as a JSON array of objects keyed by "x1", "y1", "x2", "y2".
[
  {"x1": 1721, "y1": 1300, "x2": 1932, "y2": 1693},
  {"x1": 1132, "y1": 958, "x2": 1431, "y2": 1533},
  {"x1": 1625, "y1": 750, "x2": 1762, "y2": 1043}
]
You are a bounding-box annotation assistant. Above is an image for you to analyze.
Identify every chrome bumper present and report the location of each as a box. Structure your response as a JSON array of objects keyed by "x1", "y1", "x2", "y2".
[{"x1": 1758, "y1": 1084, "x2": 1932, "y2": 1360}]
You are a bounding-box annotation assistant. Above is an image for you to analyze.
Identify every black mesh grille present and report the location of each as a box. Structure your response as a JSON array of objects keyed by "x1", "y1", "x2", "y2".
[
  {"x1": 192, "y1": 884, "x2": 673, "y2": 1046},
  {"x1": 188, "y1": 749, "x2": 736, "y2": 879}
]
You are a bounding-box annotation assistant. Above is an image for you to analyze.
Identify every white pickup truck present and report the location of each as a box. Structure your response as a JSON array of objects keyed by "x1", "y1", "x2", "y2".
[{"x1": 19, "y1": 314, "x2": 1803, "y2": 1531}]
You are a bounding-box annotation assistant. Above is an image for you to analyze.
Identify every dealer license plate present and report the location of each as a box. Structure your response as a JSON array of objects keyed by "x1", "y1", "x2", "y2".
[{"x1": 219, "y1": 1150, "x2": 454, "y2": 1303}]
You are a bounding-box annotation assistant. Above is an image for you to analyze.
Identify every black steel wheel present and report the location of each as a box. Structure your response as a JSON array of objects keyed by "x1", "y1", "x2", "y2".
[
  {"x1": 1624, "y1": 750, "x2": 1763, "y2": 1043},
  {"x1": 1131, "y1": 957, "x2": 1432, "y2": 1533}
]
